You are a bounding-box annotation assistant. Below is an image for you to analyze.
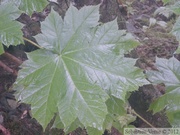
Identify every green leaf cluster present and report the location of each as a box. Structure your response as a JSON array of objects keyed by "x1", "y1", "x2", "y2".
[
  {"x1": 0, "y1": 0, "x2": 49, "y2": 54},
  {"x1": 14, "y1": 5, "x2": 148, "y2": 134}
]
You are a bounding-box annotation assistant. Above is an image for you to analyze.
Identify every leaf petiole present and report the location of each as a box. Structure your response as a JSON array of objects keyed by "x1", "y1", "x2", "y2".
[
  {"x1": 23, "y1": 37, "x2": 44, "y2": 49},
  {"x1": 132, "y1": 110, "x2": 156, "y2": 128}
]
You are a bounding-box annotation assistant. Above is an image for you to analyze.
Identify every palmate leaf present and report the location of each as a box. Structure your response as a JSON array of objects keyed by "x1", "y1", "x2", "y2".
[
  {"x1": 147, "y1": 57, "x2": 180, "y2": 126},
  {"x1": 15, "y1": 0, "x2": 48, "y2": 15},
  {"x1": 14, "y1": 5, "x2": 148, "y2": 132},
  {"x1": 0, "y1": 2, "x2": 23, "y2": 53}
]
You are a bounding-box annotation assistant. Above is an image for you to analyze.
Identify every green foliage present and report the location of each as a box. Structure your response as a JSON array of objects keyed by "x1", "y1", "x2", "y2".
[
  {"x1": 16, "y1": 0, "x2": 48, "y2": 15},
  {"x1": 86, "y1": 127, "x2": 103, "y2": 135},
  {"x1": 172, "y1": 16, "x2": 180, "y2": 41},
  {"x1": 0, "y1": 1, "x2": 23, "y2": 54},
  {"x1": 1, "y1": 0, "x2": 48, "y2": 15},
  {"x1": 0, "y1": 0, "x2": 49, "y2": 54},
  {"x1": 155, "y1": 0, "x2": 180, "y2": 53},
  {"x1": 147, "y1": 57, "x2": 180, "y2": 126},
  {"x1": 162, "y1": 0, "x2": 171, "y2": 5},
  {"x1": 104, "y1": 97, "x2": 136, "y2": 133},
  {"x1": 0, "y1": 43, "x2": 4, "y2": 54},
  {"x1": 2, "y1": 0, "x2": 180, "y2": 133},
  {"x1": 146, "y1": 0, "x2": 180, "y2": 128},
  {"x1": 13, "y1": 5, "x2": 148, "y2": 133},
  {"x1": 162, "y1": 0, "x2": 180, "y2": 6},
  {"x1": 154, "y1": 7, "x2": 174, "y2": 18},
  {"x1": 169, "y1": 1, "x2": 180, "y2": 15},
  {"x1": 155, "y1": 0, "x2": 180, "y2": 18},
  {"x1": 168, "y1": 1, "x2": 180, "y2": 53}
]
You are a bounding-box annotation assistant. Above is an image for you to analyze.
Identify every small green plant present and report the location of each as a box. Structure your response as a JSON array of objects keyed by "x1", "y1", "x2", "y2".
[
  {"x1": 147, "y1": 57, "x2": 180, "y2": 126},
  {"x1": 13, "y1": 4, "x2": 149, "y2": 134},
  {"x1": 154, "y1": 0, "x2": 180, "y2": 18},
  {"x1": 0, "y1": 1, "x2": 148, "y2": 134}
]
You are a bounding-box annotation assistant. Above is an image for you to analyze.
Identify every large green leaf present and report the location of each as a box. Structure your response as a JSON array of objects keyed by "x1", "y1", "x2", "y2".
[
  {"x1": 16, "y1": 0, "x2": 48, "y2": 15},
  {"x1": 14, "y1": 5, "x2": 148, "y2": 132},
  {"x1": 0, "y1": 2, "x2": 23, "y2": 52},
  {"x1": 147, "y1": 57, "x2": 180, "y2": 126}
]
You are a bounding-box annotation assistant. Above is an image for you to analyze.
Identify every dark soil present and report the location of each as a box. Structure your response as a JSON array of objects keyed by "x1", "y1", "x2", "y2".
[{"x1": 0, "y1": 0, "x2": 178, "y2": 134}]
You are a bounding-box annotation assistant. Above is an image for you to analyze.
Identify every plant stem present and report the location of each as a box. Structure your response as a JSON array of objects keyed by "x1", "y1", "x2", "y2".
[
  {"x1": 132, "y1": 110, "x2": 156, "y2": 128},
  {"x1": 23, "y1": 37, "x2": 44, "y2": 49}
]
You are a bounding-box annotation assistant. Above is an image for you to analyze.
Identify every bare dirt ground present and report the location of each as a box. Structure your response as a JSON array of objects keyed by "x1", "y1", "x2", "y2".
[{"x1": 0, "y1": 0, "x2": 178, "y2": 134}]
